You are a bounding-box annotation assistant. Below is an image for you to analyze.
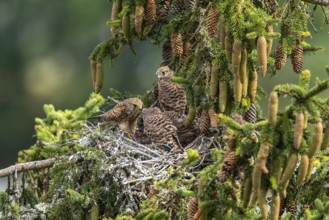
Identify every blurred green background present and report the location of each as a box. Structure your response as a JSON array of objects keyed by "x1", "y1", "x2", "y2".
[{"x1": 0, "y1": 1, "x2": 328, "y2": 168}]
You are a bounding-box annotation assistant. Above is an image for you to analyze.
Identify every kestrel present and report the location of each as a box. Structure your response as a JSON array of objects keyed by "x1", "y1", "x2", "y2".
[
  {"x1": 142, "y1": 107, "x2": 183, "y2": 151},
  {"x1": 99, "y1": 97, "x2": 143, "y2": 134},
  {"x1": 156, "y1": 66, "x2": 187, "y2": 115}
]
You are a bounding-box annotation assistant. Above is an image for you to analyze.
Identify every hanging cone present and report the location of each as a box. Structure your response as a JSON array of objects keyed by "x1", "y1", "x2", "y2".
[
  {"x1": 146, "y1": 0, "x2": 157, "y2": 22},
  {"x1": 171, "y1": 31, "x2": 184, "y2": 57},
  {"x1": 244, "y1": 103, "x2": 257, "y2": 123},
  {"x1": 219, "y1": 139, "x2": 238, "y2": 183},
  {"x1": 94, "y1": 62, "x2": 104, "y2": 94},
  {"x1": 249, "y1": 69, "x2": 258, "y2": 103},
  {"x1": 275, "y1": 43, "x2": 287, "y2": 70},
  {"x1": 162, "y1": 38, "x2": 172, "y2": 65},
  {"x1": 291, "y1": 41, "x2": 303, "y2": 73},
  {"x1": 225, "y1": 29, "x2": 233, "y2": 63},
  {"x1": 158, "y1": 0, "x2": 170, "y2": 22},
  {"x1": 110, "y1": 0, "x2": 122, "y2": 34},
  {"x1": 219, "y1": 16, "x2": 225, "y2": 50},
  {"x1": 187, "y1": 197, "x2": 198, "y2": 220},
  {"x1": 199, "y1": 109, "x2": 211, "y2": 135},
  {"x1": 135, "y1": 5, "x2": 144, "y2": 37},
  {"x1": 122, "y1": 14, "x2": 131, "y2": 41},
  {"x1": 181, "y1": 41, "x2": 192, "y2": 66},
  {"x1": 170, "y1": 0, "x2": 185, "y2": 15},
  {"x1": 90, "y1": 59, "x2": 97, "y2": 88},
  {"x1": 206, "y1": 7, "x2": 219, "y2": 38},
  {"x1": 219, "y1": 78, "x2": 227, "y2": 113},
  {"x1": 266, "y1": 24, "x2": 273, "y2": 57},
  {"x1": 257, "y1": 36, "x2": 268, "y2": 77},
  {"x1": 185, "y1": 0, "x2": 196, "y2": 11},
  {"x1": 210, "y1": 63, "x2": 219, "y2": 98},
  {"x1": 240, "y1": 48, "x2": 248, "y2": 98},
  {"x1": 267, "y1": 0, "x2": 277, "y2": 15}
]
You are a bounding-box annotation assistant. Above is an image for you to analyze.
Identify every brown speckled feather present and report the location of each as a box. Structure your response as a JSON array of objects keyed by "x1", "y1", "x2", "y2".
[
  {"x1": 102, "y1": 98, "x2": 143, "y2": 133},
  {"x1": 142, "y1": 108, "x2": 180, "y2": 149}
]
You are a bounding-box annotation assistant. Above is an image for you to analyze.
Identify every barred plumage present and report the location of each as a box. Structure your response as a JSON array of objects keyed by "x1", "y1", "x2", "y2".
[
  {"x1": 162, "y1": 38, "x2": 172, "y2": 65},
  {"x1": 275, "y1": 43, "x2": 287, "y2": 70},
  {"x1": 171, "y1": 31, "x2": 184, "y2": 57},
  {"x1": 142, "y1": 107, "x2": 182, "y2": 151},
  {"x1": 244, "y1": 103, "x2": 257, "y2": 123},
  {"x1": 206, "y1": 7, "x2": 218, "y2": 38},
  {"x1": 219, "y1": 143, "x2": 238, "y2": 183},
  {"x1": 286, "y1": 201, "x2": 297, "y2": 216},
  {"x1": 146, "y1": 0, "x2": 157, "y2": 22},
  {"x1": 156, "y1": 66, "x2": 187, "y2": 115},
  {"x1": 199, "y1": 109, "x2": 211, "y2": 135},
  {"x1": 291, "y1": 41, "x2": 303, "y2": 73},
  {"x1": 158, "y1": 0, "x2": 170, "y2": 22},
  {"x1": 187, "y1": 197, "x2": 198, "y2": 220},
  {"x1": 170, "y1": 0, "x2": 185, "y2": 15},
  {"x1": 99, "y1": 98, "x2": 143, "y2": 134}
]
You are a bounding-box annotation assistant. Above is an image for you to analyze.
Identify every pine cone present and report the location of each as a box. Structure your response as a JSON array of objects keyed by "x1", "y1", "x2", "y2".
[
  {"x1": 287, "y1": 201, "x2": 297, "y2": 216},
  {"x1": 244, "y1": 103, "x2": 257, "y2": 123},
  {"x1": 170, "y1": 0, "x2": 185, "y2": 15},
  {"x1": 122, "y1": 14, "x2": 131, "y2": 41},
  {"x1": 291, "y1": 41, "x2": 303, "y2": 73},
  {"x1": 219, "y1": 139, "x2": 238, "y2": 183},
  {"x1": 181, "y1": 41, "x2": 192, "y2": 66},
  {"x1": 146, "y1": 0, "x2": 157, "y2": 22},
  {"x1": 158, "y1": 0, "x2": 170, "y2": 22},
  {"x1": 275, "y1": 43, "x2": 287, "y2": 70},
  {"x1": 206, "y1": 7, "x2": 218, "y2": 38},
  {"x1": 185, "y1": 0, "x2": 196, "y2": 11},
  {"x1": 199, "y1": 109, "x2": 211, "y2": 135},
  {"x1": 187, "y1": 197, "x2": 198, "y2": 220},
  {"x1": 279, "y1": 195, "x2": 286, "y2": 217},
  {"x1": 135, "y1": 5, "x2": 144, "y2": 37},
  {"x1": 94, "y1": 62, "x2": 104, "y2": 94},
  {"x1": 162, "y1": 38, "x2": 172, "y2": 65},
  {"x1": 171, "y1": 31, "x2": 184, "y2": 57},
  {"x1": 267, "y1": 0, "x2": 277, "y2": 15},
  {"x1": 257, "y1": 36, "x2": 268, "y2": 77}
]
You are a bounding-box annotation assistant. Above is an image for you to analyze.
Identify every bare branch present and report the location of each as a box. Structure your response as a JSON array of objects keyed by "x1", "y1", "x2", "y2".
[
  {"x1": 0, "y1": 157, "x2": 67, "y2": 178},
  {"x1": 302, "y1": 0, "x2": 329, "y2": 6}
]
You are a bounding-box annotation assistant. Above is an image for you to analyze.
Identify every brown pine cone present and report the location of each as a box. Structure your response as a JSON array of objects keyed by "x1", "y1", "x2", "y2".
[
  {"x1": 158, "y1": 0, "x2": 170, "y2": 22},
  {"x1": 162, "y1": 38, "x2": 172, "y2": 65},
  {"x1": 135, "y1": 5, "x2": 144, "y2": 37},
  {"x1": 267, "y1": 0, "x2": 277, "y2": 15},
  {"x1": 187, "y1": 197, "x2": 198, "y2": 220},
  {"x1": 244, "y1": 103, "x2": 257, "y2": 123},
  {"x1": 170, "y1": 0, "x2": 185, "y2": 15},
  {"x1": 206, "y1": 7, "x2": 218, "y2": 38},
  {"x1": 171, "y1": 31, "x2": 184, "y2": 57},
  {"x1": 185, "y1": 0, "x2": 196, "y2": 11},
  {"x1": 275, "y1": 43, "x2": 287, "y2": 70},
  {"x1": 291, "y1": 41, "x2": 303, "y2": 73},
  {"x1": 146, "y1": 0, "x2": 157, "y2": 22},
  {"x1": 181, "y1": 41, "x2": 192, "y2": 66},
  {"x1": 219, "y1": 146, "x2": 239, "y2": 183},
  {"x1": 199, "y1": 109, "x2": 211, "y2": 135}
]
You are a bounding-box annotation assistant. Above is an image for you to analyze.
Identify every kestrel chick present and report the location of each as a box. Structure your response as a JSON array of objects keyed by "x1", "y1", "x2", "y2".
[
  {"x1": 142, "y1": 107, "x2": 183, "y2": 151},
  {"x1": 100, "y1": 98, "x2": 143, "y2": 134},
  {"x1": 156, "y1": 66, "x2": 187, "y2": 115}
]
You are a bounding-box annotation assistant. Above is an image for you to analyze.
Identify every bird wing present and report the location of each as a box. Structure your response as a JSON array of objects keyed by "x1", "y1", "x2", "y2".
[{"x1": 104, "y1": 102, "x2": 132, "y2": 122}]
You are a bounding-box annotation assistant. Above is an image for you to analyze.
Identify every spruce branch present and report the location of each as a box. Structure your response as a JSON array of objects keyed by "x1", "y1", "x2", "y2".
[{"x1": 304, "y1": 79, "x2": 329, "y2": 99}]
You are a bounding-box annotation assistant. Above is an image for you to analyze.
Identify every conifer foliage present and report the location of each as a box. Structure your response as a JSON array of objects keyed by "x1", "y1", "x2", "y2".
[{"x1": 0, "y1": 0, "x2": 329, "y2": 220}]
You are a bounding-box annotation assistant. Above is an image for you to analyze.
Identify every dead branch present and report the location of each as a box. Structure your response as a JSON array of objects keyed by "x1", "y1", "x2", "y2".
[
  {"x1": 302, "y1": 0, "x2": 329, "y2": 6},
  {"x1": 0, "y1": 156, "x2": 67, "y2": 178}
]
